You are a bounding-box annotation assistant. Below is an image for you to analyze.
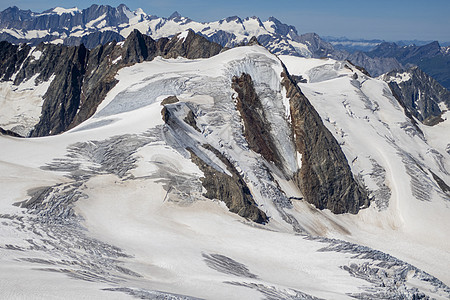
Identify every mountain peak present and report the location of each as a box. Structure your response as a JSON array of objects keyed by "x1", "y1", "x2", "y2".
[
  {"x1": 169, "y1": 11, "x2": 182, "y2": 20},
  {"x1": 224, "y1": 15, "x2": 242, "y2": 23},
  {"x1": 266, "y1": 16, "x2": 298, "y2": 36}
]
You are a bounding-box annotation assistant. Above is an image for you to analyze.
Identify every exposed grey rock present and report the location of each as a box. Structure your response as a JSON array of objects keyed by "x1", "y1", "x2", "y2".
[
  {"x1": 0, "y1": 5, "x2": 132, "y2": 47},
  {"x1": 294, "y1": 33, "x2": 334, "y2": 58},
  {"x1": 161, "y1": 95, "x2": 180, "y2": 105},
  {"x1": 247, "y1": 36, "x2": 260, "y2": 46},
  {"x1": 382, "y1": 66, "x2": 450, "y2": 125},
  {"x1": 232, "y1": 73, "x2": 283, "y2": 170},
  {"x1": 281, "y1": 70, "x2": 369, "y2": 214},
  {"x1": 0, "y1": 30, "x2": 222, "y2": 137},
  {"x1": 368, "y1": 41, "x2": 442, "y2": 64},
  {"x1": 163, "y1": 29, "x2": 223, "y2": 60},
  {"x1": 188, "y1": 145, "x2": 268, "y2": 224},
  {"x1": 0, "y1": 41, "x2": 31, "y2": 81},
  {"x1": 28, "y1": 44, "x2": 88, "y2": 136},
  {"x1": 0, "y1": 126, "x2": 24, "y2": 137},
  {"x1": 161, "y1": 100, "x2": 268, "y2": 223},
  {"x1": 429, "y1": 169, "x2": 450, "y2": 196},
  {"x1": 368, "y1": 41, "x2": 450, "y2": 89},
  {"x1": 368, "y1": 159, "x2": 391, "y2": 211},
  {"x1": 183, "y1": 109, "x2": 201, "y2": 132}
]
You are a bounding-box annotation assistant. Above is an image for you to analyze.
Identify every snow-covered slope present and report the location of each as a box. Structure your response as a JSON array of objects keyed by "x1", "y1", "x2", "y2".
[
  {"x1": 1, "y1": 45, "x2": 449, "y2": 299},
  {"x1": 280, "y1": 55, "x2": 450, "y2": 283}
]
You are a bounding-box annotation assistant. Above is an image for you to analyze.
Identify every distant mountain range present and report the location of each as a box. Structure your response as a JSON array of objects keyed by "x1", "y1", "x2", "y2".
[
  {"x1": 0, "y1": 4, "x2": 449, "y2": 89},
  {"x1": 323, "y1": 37, "x2": 450, "y2": 53}
]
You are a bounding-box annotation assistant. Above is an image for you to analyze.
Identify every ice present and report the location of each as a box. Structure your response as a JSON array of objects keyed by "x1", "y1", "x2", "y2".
[
  {"x1": 281, "y1": 55, "x2": 450, "y2": 285},
  {"x1": 0, "y1": 74, "x2": 54, "y2": 136},
  {"x1": 1, "y1": 44, "x2": 449, "y2": 299}
]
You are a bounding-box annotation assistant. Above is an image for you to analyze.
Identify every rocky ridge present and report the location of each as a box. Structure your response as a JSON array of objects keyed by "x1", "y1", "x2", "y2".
[
  {"x1": 382, "y1": 66, "x2": 450, "y2": 125},
  {"x1": 0, "y1": 29, "x2": 222, "y2": 137}
]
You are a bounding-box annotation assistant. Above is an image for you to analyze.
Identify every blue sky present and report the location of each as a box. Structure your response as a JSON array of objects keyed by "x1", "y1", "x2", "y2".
[{"x1": 2, "y1": 0, "x2": 449, "y2": 42}]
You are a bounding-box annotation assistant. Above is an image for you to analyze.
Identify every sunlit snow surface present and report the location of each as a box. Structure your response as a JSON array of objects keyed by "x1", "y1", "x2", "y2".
[{"x1": 1, "y1": 46, "x2": 449, "y2": 299}]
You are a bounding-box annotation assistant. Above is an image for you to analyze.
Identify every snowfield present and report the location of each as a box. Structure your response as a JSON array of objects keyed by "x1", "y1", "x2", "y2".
[{"x1": 1, "y1": 45, "x2": 449, "y2": 299}]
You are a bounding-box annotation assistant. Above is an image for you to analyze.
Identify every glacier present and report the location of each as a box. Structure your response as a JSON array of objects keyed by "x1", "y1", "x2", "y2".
[{"x1": 0, "y1": 44, "x2": 449, "y2": 299}]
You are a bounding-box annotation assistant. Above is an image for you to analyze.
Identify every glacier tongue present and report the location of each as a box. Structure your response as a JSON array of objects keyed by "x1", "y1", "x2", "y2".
[{"x1": 0, "y1": 45, "x2": 449, "y2": 299}]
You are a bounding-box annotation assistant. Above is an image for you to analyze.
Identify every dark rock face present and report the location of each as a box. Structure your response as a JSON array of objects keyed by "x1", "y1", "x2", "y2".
[
  {"x1": 64, "y1": 31, "x2": 125, "y2": 49},
  {"x1": 0, "y1": 127, "x2": 23, "y2": 137},
  {"x1": 0, "y1": 30, "x2": 222, "y2": 137},
  {"x1": 344, "y1": 52, "x2": 402, "y2": 77},
  {"x1": 429, "y1": 169, "x2": 450, "y2": 195},
  {"x1": 27, "y1": 44, "x2": 88, "y2": 136},
  {"x1": 281, "y1": 71, "x2": 369, "y2": 214},
  {"x1": 0, "y1": 41, "x2": 31, "y2": 81},
  {"x1": 267, "y1": 17, "x2": 298, "y2": 36},
  {"x1": 232, "y1": 73, "x2": 282, "y2": 168},
  {"x1": 188, "y1": 145, "x2": 268, "y2": 224},
  {"x1": 383, "y1": 67, "x2": 450, "y2": 125},
  {"x1": 164, "y1": 30, "x2": 223, "y2": 59},
  {"x1": 183, "y1": 110, "x2": 201, "y2": 132},
  {"x1": 294, "y1": 33, "x2": 334, "y2": 58},
  {"x1": 161, "y1": 96, "x2": 179, "y2": 105}
]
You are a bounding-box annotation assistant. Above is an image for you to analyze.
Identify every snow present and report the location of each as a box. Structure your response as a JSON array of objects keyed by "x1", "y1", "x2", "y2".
[
  {"x1": 85, "y1": 14, "x2": 107, "y2": 29},
  {"x1": 177, "y1": 30, "x2": 189, "y2": 42},
  {"x1": 384, "y1": 71, "x2": 412, "y2": 84},
  {"x1": 0, "y1": 74, "x2": 54, "y2": 136},
  {"x1": 279, "y1": 55, "x2": 335, "y2": 82},
  {"x1": 296, "y1": 152, "x2": 302, "y2": 169},
  {"x1": 74, "y1": 175, "x2": 368, "y2": 299},
  {"x1": 2, "y1": 29, "x2": 51, "y2": 39},
  {"x1": 111, "y1": 55, "x2": 122, "y2": 64},
  {"x1": 31, "y1": 49, "x2": 42, "y2": 61},
  {"x1": 50, "y1": 39, "x2": 64, "y2": 45},
  {"x1": 281, "y1": 55, "x2": 450, "y2": 285},
  {"x1": 1, "y1": 45, "x2": 449, "y2": 298},
  {"x1": 34, "y1": 7, "x2": 81, "y2": 16},
  {"x1": 50, "y1": 7, "x2": 80, "y2": 16},
  {"x1": 438, "y1": 101, "x2": 448, "y2": 111}
]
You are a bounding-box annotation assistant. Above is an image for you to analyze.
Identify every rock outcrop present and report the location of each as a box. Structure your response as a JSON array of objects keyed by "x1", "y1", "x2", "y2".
[
  {"x1": 281, "y1": 70, "x2": 369, "y2": 214},
  {"x1": 382, "y1": 66, "x2": 450, "y2": 125},
  {"x1": 230, "y1": 70, "x2": 369, "y2": 215},
  {"x1": 189, "y1": 146, "x2": 268, "y2": 224},
  {"x1": 161, "y1": 100, "x2": 267, "y2": 224},
  {"x1": 0, "y1": 41, "x2": 31, "y2": 81},
  {"x1": 26, "y1": 44, "x2": 88, "y2": 136},
  {"x1": 0, "y1": 126, "x2": 23, "y2": 137},
  {"x1": 0, "y1": 30, "x2": 222, "y2": 137},
  {"x1": 232, "y1": 73, "x2": 282, "y2": 168}
]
